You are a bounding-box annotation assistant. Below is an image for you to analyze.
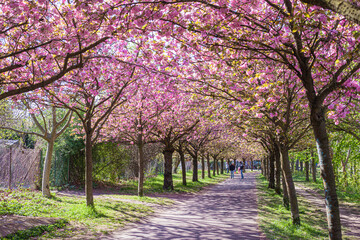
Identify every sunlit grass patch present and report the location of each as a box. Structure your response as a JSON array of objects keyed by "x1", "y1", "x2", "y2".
[{"x1": 256, "y1": 175, "x2": 328, "y2": 240}]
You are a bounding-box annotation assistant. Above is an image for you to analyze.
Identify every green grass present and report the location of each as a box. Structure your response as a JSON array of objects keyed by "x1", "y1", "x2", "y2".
[
  {"x1": 292, "y1": 171, "x2": 360, "y2": 205},
  {"x1": 1, "y1": 219, "x2": 67, "y2": 240},
  {"x1": 117, "y1": 171, "x2": 229, "y2": 194},
  {"x1": 257, "y1": 174, "x2": 329, "y2": 240},
  {"x1": 0, "y1": 188, "x2": 154, "y2": 239},
  {"x1": 0, "y1": 171, "x2": 227, "y2": 239}
]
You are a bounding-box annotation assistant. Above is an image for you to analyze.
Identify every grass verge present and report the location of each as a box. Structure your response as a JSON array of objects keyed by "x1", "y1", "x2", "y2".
[
  {"x1": 256, "y1": 174, "x2": 328, "y2": 239},
  {"x1": 117, "y1": 171, "x2": 229, "y2": 194},
  {"x1": 292, "y1": 171, "x2": 360, "y2": 205},
  {"x1": 0, "y1": 171, "x2": 227, "y2": 239}
]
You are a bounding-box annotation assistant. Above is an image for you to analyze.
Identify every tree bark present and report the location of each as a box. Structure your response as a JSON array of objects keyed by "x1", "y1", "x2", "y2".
[
  {"x1": 85, "y1": 129, "x2": 94, "y2": 206},
  {"x1": 300, "y1": 0, "x2": 360, "y2": 25},
  {"x1": 163, "y1": 147, "x2": 175, "y2": 190},
  {"x1": 311, "y1": 149, "x2": 317, "y2": 182},
  {"x1": 201, "y1": 155, "x2": 205, "y2": 179},
  {"x1": 311, "y1": 106, "x2": 342, "y2": 239},
  {"x1": 216, "y1": 159, "x2": 219, "y2": 175},
  {"x1": 305, "y1": 160, "x2": 310, "y2": 182},
  {"x1": 179, "y1": 147, "x2": 186, "y2": 186},
  {"x1": 280, "y1": 145, "x2": 300, "y2": 225},
  {"x1": 42, "y1": 139, "x2": 55, "y2": 197},
  {"x1": 282, "y1": 172, "x2": 290, "y2": 209},
  {"x1": 220, "y1": 158, "x2": 224, "y2": 174},
  {"x1": 300, "y1": 161, "x2": 303, "y2": 172},
  {"x1": 137, "y1": 140, "x2": 145, "y2": 197},
  {"x1": 192, "y1": 154, "x2": 198, "y2": 182},
  {"x1": 268, "y1": 152, "x2": 275, "y2": 189},
  {"x1": 213, "y1": 157, "x2": 216, "y2": 176},
  {"x1": 275, "y1": 145, "x2": 282, "y2": 194},
  {"x1": 173, "y1": 154, "x2": 181, "y2": 174},
  {"x1": 207, "y1": 153, "x2": 211, "y2": 178}
]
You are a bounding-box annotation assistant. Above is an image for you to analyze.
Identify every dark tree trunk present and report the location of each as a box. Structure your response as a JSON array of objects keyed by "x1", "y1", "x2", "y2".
[
  {"x1": 268, "y1": 152, "x2": 275, "y2": 189},
  {"x1": 220, "y1": 158, "x2": 224, "y2": 174},
  {"x1": 207, "y1": 153, "x2": 211, "y2": 178},
  {"x1": 300, "y1": 161, "x2": 303, "y2": 172},
  {"x1": 310, "y1": 106, "x2": 342, "y2": 239},
  {"x1": 216, "y1": 159, "x2": 219, "y2": 175},
  {"x1": 280, "y1": 145, "x2": 300, "y2": 225},
  {"x1": 282, "y1": 172, "x2": 289, "y2": 209},
  {"x1": 192, "y1": 154, "x2": 198, "y2": 182},
  {"x1": 213, "y1": 157, "x2": 216, "y2": 176},
  {"x1": 251, "y1": 160, "x2": 254, "y2": 171},
  {"x1": 163, "y1": 146, "x2": 175, "y2": 190},
  {"x1": 263, "y1": 157, "x2": 267, "y2": 178},
  {"x1": 173, "y1": 154, "x2": 181, "y2": 174},
  {"x1": 201, "y1": 155, "x2": 205, "y2": 179},
  {"x1": 296, "y1": 159, "x2": 300, "y2": 172},
  {"x1": 275, "y1": 145, "x2": 281, "y2": 194},
  {"x1": 138, "y1": 141, "x2": 145, "y2": 197},
  {"x1": 305, "y1": 161, "x2": 309, "y2": 182},
  {"x1": 179, "y1": 147, "x2": 186, "y2": 186},
  {"x1": 85, "y1": 129, "x2": 94, "y2": 206}
]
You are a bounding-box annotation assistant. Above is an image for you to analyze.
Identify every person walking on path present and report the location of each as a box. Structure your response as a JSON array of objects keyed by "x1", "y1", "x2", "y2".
[
  {"x1": 240, "y1": 162, "x2": 244, "y2": 179},
  {"x1": 229, "y1": 163, "x2": 235, "y2": 179}
]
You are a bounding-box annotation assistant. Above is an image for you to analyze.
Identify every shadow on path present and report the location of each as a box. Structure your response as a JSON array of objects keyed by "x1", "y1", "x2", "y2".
[
  {"x1": 101, "y1": 171, "x2": 266, "y2": 240},
  {"x1": 295, "y1": 183, "x2": 360, "y2": 239}
]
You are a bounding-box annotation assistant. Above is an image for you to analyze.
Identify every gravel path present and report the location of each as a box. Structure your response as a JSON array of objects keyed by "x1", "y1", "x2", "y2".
[
  {"x1": 101, "y1": 171, "x2": 266, "y2": 240},
  {"x1": 295, "y1": 183, "x2": 360, "y2": 239}
]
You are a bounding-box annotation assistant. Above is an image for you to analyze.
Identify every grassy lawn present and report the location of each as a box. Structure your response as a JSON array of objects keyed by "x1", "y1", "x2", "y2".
[
  {"x1": 292, "y1": 171, "x2": 360, "y2": 205},
  {"x1": 256, "y1": 174, "x2": 329, "y2": 240},
  {"x1": 0, "y1": 171, "x2": 227, "y2": 239},
  {"x1": 117, "y1": 170, "x2": 229, "y2": 194}
]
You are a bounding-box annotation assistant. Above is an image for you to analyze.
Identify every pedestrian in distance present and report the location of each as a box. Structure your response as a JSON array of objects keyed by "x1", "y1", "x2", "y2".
[
  {"x1": 229, "y1": 163, "x2": 235, "y2": 179},
  {"x1": 240, "y1": 162, "x2": 244, "y2": 179}
]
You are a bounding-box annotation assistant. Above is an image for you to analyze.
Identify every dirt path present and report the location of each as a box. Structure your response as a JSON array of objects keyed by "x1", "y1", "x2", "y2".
[
  {"x1": 295, "y1": 183, "x2": 360, "y2": 239},
  {"x1": 100, "y1": 171, "x2": 266, "y2": 240}
]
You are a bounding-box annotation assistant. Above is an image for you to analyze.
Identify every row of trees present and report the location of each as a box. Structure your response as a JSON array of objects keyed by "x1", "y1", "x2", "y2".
[{"x1": 1, "y1": 1, "x2": 360, "y2": 239}]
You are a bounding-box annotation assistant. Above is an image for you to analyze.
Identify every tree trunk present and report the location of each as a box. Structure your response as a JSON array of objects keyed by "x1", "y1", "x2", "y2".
[
  {"x1": 291, "y1": 160, "x2": 295, "y2": 173},
  {"x1": 192, "y1": 154, "x2": 198, "y2": 182},
  {"x1": 137, "y1": 141, "x2": 145, "y2": 197},
  {"x1": 300, "y1": 161, "x2": 303, "y2": 172},
  {"x1": 280, "y1": 145, "x2": 300, "y2": 225},
  {"x1": 268, "y1": 152, "x2": 275, "y2": 189},
  {"x1": 213, "y1": 157, "x2": 216, "y2": 176},
  {"x1": 263, "y1": 157, "x2": 267, "y2": 178},
  {"x1": 42, "y1": 139, "x2": 55, "y2": 197},
  {"x1": 179, "y1": 147, "x2": 186, "y2": 186},
  {"x1": 173, "y1": 154, "x2": 181, "y2": 174},
  {"x1": 201, "y1": 155, "x2": 205, "y2": 179},
  {"x1": 305, "y1": 161, "x2": 309, "y2": 182},
  {"x1": 275, "y1": 145, "x2": 281, "y2": 194},
  {"x1": 311, "y1": 106, "x2": 342, "y2": 239},
  {"x1": 311, "y1": 149, "x2": 317, "y2": 183},
  {"x1": 163, "y1": 146, "x2": 175, "y2": 190},
  {"x1": 207, "y1": 153, "x2": 211, "y2": 178},
  {"x1": 220, "y1": 158, "x2": 224, "y2": 174},
  {"x1": 296, "y1": 159, "x2": 299, "y2": 172},
  {"x1": 85, "y1": 130, "x2": 94, "y2": 206},
  {"x1": 251, "y1": 159, "x2": 254, "y2": 171},
  {"x1": 282, "y1": 172, "x2": 289, "y2": 209},
  {"x1": 216, "y1": 159, "x2": 219, "y2": 175}
]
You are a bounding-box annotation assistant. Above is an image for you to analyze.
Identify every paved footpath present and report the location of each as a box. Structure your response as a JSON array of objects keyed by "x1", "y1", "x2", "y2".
[{"x1": 101, "y1": 171, "x2": 266, "y2": 240}]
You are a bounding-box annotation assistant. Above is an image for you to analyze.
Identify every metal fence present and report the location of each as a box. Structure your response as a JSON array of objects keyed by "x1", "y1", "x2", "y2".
[{"x1": 0, "y1": 141, "x2": 41, "y2": 189}]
